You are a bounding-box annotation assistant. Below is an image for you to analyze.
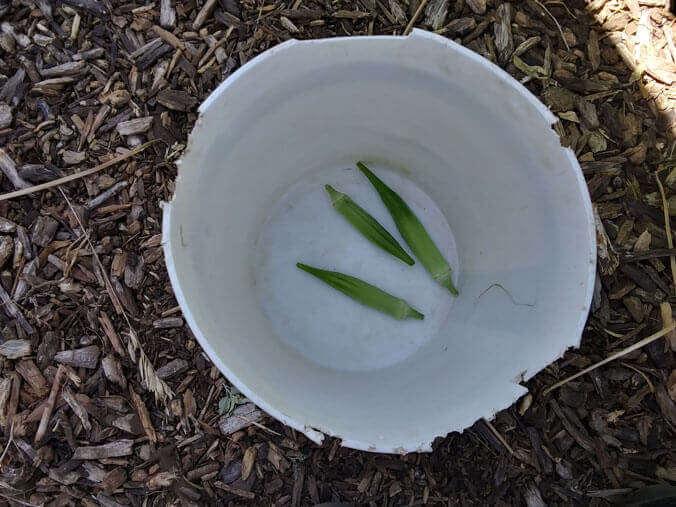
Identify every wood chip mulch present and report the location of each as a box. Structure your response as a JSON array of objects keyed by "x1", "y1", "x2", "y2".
[{"x1": 0, "y1": 0, "x2": 675, "y2": 505}]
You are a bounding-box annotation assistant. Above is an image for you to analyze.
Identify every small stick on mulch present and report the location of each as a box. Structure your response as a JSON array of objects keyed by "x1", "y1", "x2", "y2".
[
  {"x1": 660, "y1": 302, "x2": 676, "y2": 351},
  {"x1": 129, "y1": 385, "x2": 158, "y2": 442},
  {"x1": 34, "y1": 365, "x2": 66, "y2": 445},
  {"x1": 0, "y1": 142, "x2": 156, "y2": 202},
  {"x1": 59, "y1": 188, "x2": 173, "y2": 403},
  {"x1": 655, "y1": 173, "x2": 676, "y2": 293},
  {"x1": 481, "y1": 418, "x2": 515, "y2": 457},
  {"x1": 622, "y1": 248, "x2": 676, "y2": 262},
  {"x1": 532, "y1": 0, "x2": 570, "y2": 50},
  {"x1": 0, "y1": 148, "x2": 30, "y2": 189},
  {"x1": 0, "y1": 279, "x2": 34, "y2": 335},
  {"x1": 404, "y1": 0, "x2": 430, "y2": 35},
  {"x1": 544, "y1": 323, "x2": 676, "y2": 395}
]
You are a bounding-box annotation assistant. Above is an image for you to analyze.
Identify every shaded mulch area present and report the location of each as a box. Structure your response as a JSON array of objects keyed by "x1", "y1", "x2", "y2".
[{"x1": 0, "y1": 0, "x2": 675, "y2": 505}]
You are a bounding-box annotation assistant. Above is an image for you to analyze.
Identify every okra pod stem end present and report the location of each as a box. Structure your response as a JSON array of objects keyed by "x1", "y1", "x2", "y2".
[{"x1": 324, "y1": 183, "x2": 415, "y2": 266}]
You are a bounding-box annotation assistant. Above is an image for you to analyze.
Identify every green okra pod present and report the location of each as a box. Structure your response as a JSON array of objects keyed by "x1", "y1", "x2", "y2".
[
  {"x1": 357, "y1": 162, "x2": 459, "y2": 296},
  {"x1": 296, "y1": 263, "x2": 424, "y2": 320},
  {"x1": 325, "y1": 184, "x2": 414, "y2": 266}
]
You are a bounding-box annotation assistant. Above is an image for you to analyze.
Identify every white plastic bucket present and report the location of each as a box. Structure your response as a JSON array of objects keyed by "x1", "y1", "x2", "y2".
[{"x1": 163, "y1": 29, "x2": 596, "y2": 453}]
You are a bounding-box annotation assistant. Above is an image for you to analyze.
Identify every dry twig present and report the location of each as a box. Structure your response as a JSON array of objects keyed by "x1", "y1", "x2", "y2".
[
  {"x1": 0, "y1": 142, "x2": 156, "y2": 202},
  {"x1": 655, "y1": 172, "x2": 676, "y2": 294},
  {"x1": 404, "y1": 0, "x2": 430, "y2": 35},
  {"x1": 544, "y1": 323, "x2": 676, "y2": 394},
  {"x1": 533, "y1": 0, "x2": 570, "y2": 50},
  {"x1": 59, "y1": 188, "x2": 173, "y2": 403}
]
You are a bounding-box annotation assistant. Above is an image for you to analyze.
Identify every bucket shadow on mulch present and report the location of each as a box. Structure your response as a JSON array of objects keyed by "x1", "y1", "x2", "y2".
[{"x1": 0, "y1": 1, "x2": 675, "y2": 506}]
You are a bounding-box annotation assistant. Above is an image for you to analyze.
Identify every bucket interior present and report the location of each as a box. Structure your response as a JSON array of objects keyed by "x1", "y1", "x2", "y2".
[
  {"x1": 253, "y1": 165, "x2": 460, "y2": 372},
  {"x1": 164, "y1": 31, "x2": 595, "y2": 452}
]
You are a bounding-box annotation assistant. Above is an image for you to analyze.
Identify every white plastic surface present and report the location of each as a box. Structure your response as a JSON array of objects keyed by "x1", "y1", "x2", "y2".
[
  {"x1": 254, "y1": 165, "x2": 459, "y2": 372},
  {"x1": 163, "y1": 29, "x2": 596, "y2": 453}
]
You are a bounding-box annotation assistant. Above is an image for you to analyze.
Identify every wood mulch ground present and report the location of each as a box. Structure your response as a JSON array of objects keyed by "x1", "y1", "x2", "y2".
[{"x1": 0, "y1": 0, "x2": 675, "y2": 505}]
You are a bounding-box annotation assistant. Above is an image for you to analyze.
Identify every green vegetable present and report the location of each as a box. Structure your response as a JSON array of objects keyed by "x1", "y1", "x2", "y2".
[
  {"x1": 357, "y1": 162, "x2": 459, "y2": 295},
  {"x1": 297, "y1": 263, "x2": 424, "y2": 320},
  {"x1": 325, "y1": 184, "x2": 414, "y2": 266}
]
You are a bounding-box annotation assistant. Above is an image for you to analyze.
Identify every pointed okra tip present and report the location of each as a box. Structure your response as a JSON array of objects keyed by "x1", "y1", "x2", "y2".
[
  {"x1": 356, "y1": 161, "x2": 371, "y2": 174},
  {"x1": 409, "y1": 308, "x2": 425, "y2": 320},
  {"x1": 324, "y1": 184, "x2": 342, "y2": 204},
  {"x1": 356, "y1": 161, "x2": 382, "y2": 189}
]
